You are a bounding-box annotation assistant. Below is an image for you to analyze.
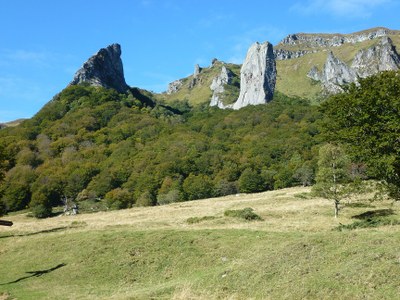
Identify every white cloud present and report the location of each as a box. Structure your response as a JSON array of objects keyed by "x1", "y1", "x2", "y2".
[{"x1": 291, "y1": 0, "x2": 391, "y2": 18}]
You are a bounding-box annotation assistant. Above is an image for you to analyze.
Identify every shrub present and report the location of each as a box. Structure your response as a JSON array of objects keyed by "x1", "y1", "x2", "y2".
[
  {"x1": 30, "y1": 190, "x2": 52, "y2": 218},
  {"x1": 224, "y1": 207, "x2": 263, "y2": 221}
]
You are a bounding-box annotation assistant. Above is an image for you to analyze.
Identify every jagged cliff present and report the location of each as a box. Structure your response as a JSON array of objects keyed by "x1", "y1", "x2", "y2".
[
  {"x1": 307, "y1": 36, "x2": 400, "y2": 93},
  {"x1": 278, "y1": 27, "x2": 392, "y2": 49},
  {"x1": 158, "y1": 27, "x2": 400, "y2": 108},
  {"x1": 70, "y1": 43, "x2": 129, "y2": 93}
]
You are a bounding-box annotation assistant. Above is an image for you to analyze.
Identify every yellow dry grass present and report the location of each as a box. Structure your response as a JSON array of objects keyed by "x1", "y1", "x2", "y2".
[{"x1": 2, "y1": 186, "x2": 398, "y2": 237}]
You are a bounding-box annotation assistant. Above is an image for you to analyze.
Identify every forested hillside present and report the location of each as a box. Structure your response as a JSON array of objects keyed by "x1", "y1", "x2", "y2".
[{"x1": 0, "y1": 86, "x2": 320, "y2": 217}]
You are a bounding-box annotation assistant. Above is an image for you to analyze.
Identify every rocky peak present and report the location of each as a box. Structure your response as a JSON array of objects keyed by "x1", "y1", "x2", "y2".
[
  {"x1": 193, "y1": 64, "x2": 201, "y2": 77},
  {"x1": 321, "y1": 52, "x2": 357, "y2": 93},
  {"x1": 70, "y1": 43, "x2": 129, "y2": 93},
  {"x1": 352, "y1": 37, "x2": 400, "y2": 77},
  {"x1": 231, "y1": 41, "x2": 276, "y2": 110},
  {"x1": 209, "y1": 65, "x2": 233, "y2": 108},
  {"x1": 166, "y1": 79, "x2": 183, "y2": 94},
  {"x1": 189, "y1": 64, "x2": 203, "y2": 89}
]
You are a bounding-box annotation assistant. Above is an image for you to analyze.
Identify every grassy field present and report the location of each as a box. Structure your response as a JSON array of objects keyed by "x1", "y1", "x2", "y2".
[{"x1": 1, "y1": 187, "x2": 399, "y2": 299}]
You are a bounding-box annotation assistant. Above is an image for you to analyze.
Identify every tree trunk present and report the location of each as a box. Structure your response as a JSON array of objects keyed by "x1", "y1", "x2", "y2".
[{"x1": 334, "y1": 200, "x2": 339, "y2": 218}]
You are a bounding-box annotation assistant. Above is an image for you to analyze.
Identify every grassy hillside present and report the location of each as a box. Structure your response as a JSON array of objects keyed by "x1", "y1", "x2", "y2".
[
  {"x1": 274, "y1": 36, "x2": 400, "y2": 102},
  {"x1": 155, "y1": 61, "x2": 241, "y2": 107},
  {"x1": 1, "y1": 187, "x2": 399, "y2": 299},
  {"x1": 157, "y1": 29, "x2": 400, "y2": 105}
]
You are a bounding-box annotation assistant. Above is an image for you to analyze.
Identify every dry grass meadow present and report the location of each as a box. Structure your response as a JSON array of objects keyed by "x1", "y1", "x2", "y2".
[{"x1": 1, "y1": 187, "x2": 400, "y2": 299}]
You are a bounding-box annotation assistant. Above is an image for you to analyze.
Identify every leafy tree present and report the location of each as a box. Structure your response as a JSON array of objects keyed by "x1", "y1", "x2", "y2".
[
  {"x1": 182, "y1": 174, "x2": 214, "y2": 200},
  {"x1": 238, "y1": 168, "x2": 264, "y2": 193},
  {"x1": 30, "y1": 189, "x2": 52, "y2": 218},
  {"x1": 1, "y1": 165, "x2": 36, "y2": 211},
  {"x1": 320, "y1": 71, "x2": 400, "y2": 199},
  {"x1": 104, "y1": 188, "x2": 134, "y2": 209},
  {"x1": 294, "y1": 162, "x2": 314, "y2": 187},
  {"x1": 136, "y1": 191, "x2": 156, "y2": 207},
  {"x1": 312, "y1": 144, "x2": 352, "y2": 218},
  {"x1": 0, "y1": 144, "x2": 6, "y2": 216}
]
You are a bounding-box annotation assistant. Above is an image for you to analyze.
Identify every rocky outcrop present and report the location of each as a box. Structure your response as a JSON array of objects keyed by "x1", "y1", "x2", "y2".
[
  {"x1": 70, "y1": 44, "x2": 129, "y2": 93},
  {"x1": 307, "y1": 66, "x2": 321, "y2": 82},
  {"x1": 189, "y1": 64, "x2": 202, "y2": 89},
  {"x1": 210, "y1": 65, "x2": 233, "y2": 108},
  {"x1": 308, "y1": 36, "x2": 400, "y2": 93},
  {"x1": 231, "y1": 42, "x2": 276, "y2": 110},
  {"x1": 321, "y1": 52, "x2": 357, "y2": 93},
  {"x1": 274, "y1": 49, "x2": 317, "y2": 60},
  {"x1": 167, "y1": 79, "x2": 183, "y2": 94},
  {"x1": 351, "y1": 37, "x2": 400, "y2": 77},
  {"x1": 278, "y1": 27, "x2": 392, "y2": 48},
  {"x1": 193, "y1": 64, "x2": 201, "y2": 77}
]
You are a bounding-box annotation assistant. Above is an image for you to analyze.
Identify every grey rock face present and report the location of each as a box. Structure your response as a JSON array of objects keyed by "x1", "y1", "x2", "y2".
[
  {"x1": 231, "y1": 42, "x2": 276, "y2": 110},
  {"x1": 167, "y1": 79, "x2": 183, "y2": 94},
  {"x1": 320, "y1": 52, "x2": 357, "y2": 93},
  {"x1": 274, "y1": 49, "x2": 316, "y2": 60},
  {"x1": 278, "y1": 28, "x2": 391, "y2": 48},
  {"x1": 189, "y1": 64, "x2": 202, "y2": 89},
  {"x1": 309, "y1": 36, "x2": 400, "y2": 94},
  {"x1": 210, "y1": 65, "x2": 233, "y2": 108},
  {"x1": 70, "y1": 44, "x2": 129, "y2": 93},
  {"x1": 352, "y1": 37, "x2": 400, "y2": 77},
  {"x1": 307, "y1": 66, "x2": 321, "y2": 81},
  {"x1": 193, "y1": 64, "x2": 201, "y2": 77}
]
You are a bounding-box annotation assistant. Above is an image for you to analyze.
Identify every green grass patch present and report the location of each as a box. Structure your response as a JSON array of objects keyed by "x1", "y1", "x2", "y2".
[
  {"x1": 336, "y1": 217, "x2": 400, "y2": 231},
  {"x1": 294, "y1": 192, "x2": 312, "y2": 199},
  {"x1": 1, "y1": 228, "x2": 400, "y2": 299},
  {"x1": 224, "y1": 207, "x2": 263, "y2": 221}
]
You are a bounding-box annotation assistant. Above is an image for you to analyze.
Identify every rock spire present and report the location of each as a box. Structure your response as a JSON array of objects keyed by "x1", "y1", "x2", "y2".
[
  {"x1": 210, "y1": 65, "x2": 233, "y2": 108},
  {"x1": 70, "y1": 43, "x2": 129, "y2": 93},
  {"x1": 231, "y1": 42, "x2": 276, "y2": 110}
]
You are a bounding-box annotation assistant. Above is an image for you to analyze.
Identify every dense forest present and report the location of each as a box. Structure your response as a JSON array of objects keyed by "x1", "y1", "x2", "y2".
[{"x1": 1, "y1": 71, "x2": 399, "y2": 218}]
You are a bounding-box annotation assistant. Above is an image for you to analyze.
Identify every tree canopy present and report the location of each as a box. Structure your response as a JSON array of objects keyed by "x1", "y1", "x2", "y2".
[
  {"x1": 320, "y1": 71, "x2": 400, "y2": 199},
  {"x1": 0, "y1": 86, "x2": 321, "y2": 216}
]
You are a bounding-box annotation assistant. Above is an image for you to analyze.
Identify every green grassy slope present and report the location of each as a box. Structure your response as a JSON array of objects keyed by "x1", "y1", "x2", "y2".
[
  {"x1": 155, "y1": 61, "x2": 241, "y2": 107},
  {"x1": 1, "y1": 187, "x2": 399, "y2": 299},
  {"x1": 275, "y1": 36, "x2": 400, "y2": 101}
]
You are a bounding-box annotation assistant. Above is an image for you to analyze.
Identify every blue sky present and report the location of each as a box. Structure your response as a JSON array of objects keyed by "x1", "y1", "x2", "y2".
[{"x1": 0, "y1": 0, "x2": 398, "y2": 122}]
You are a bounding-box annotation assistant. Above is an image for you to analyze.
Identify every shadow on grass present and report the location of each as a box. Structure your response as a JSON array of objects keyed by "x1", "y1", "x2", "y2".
[
  {"x1": 352, "y1": 209, "x2": 396, "y2": 220},
  {"x1": 0, "y1": 263, "x2": 66, "y2": 285},
  {"x1": 0, "y1": 226, "x2": 68, "y2": 239}
]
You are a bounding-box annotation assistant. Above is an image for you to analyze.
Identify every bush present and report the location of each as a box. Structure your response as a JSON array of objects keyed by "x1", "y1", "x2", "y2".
[
  {"x1": 224, "y1": 207, "x2": 263, "y2": 221},
  {"x1": 30, "y1": 190, "x2": 52, "y2": 218},
  {"x1": 31, "y1": 204, "x2": 53, "y2": 219}
]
